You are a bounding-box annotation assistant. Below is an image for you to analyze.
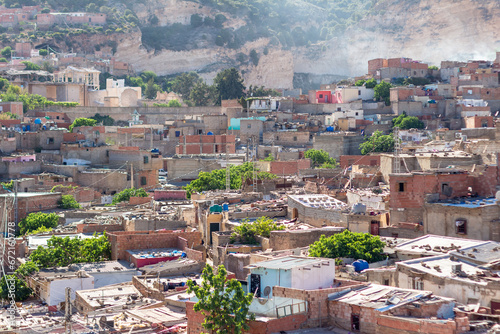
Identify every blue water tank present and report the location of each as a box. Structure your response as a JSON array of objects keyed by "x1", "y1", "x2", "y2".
[
  {"x1": 326, "y1": 126, "x2": 334, "y2": 132},
  {"x1": 26, "y1": 125, "x2": 30, "y2": 131},
  {"x1": 207, "y1": 131, "x2": 214, "y2": 135},
  {"x1": 222, "y1": 203, "x2": 229, "y2": 211},
  {"x1": 34, "y1": 118, "x2": 42, "y2": 124},
  {"x1": 352, "y1": 259, "x2": 369, "y2": 272}
]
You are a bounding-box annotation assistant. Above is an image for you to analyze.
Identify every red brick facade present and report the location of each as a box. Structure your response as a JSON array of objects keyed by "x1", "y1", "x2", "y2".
[
  {"x1": 106, "y1": 230, "x2": 202, "y2": 261},
  {"x1": 269, "y1": 159, "x2": 311, "y2": 175}
]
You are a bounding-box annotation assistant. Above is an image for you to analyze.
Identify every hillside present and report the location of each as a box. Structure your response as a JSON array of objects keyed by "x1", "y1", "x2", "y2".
[{"x1": 1, "y1": 0, "x2": 499, "y2": 90}]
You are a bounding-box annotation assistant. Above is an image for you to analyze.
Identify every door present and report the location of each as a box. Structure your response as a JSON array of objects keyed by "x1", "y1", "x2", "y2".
[
  {"x1": 250, "y1": 274, "x2": 261, "y2": 297},
  {"x1": 209, "y1": 223, "x2": 219, "y2": 245},
  {"x1": 370, "y1": 220, "x2": 380, "y2": 235},
  {"x1": 351, "y1": 314, "x2": 360, "y2": 331}
]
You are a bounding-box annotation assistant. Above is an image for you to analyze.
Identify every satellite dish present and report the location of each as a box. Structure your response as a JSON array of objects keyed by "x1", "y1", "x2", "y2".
[{"x1": 263, "y1": 286, "x2": 271, "y2": 297}]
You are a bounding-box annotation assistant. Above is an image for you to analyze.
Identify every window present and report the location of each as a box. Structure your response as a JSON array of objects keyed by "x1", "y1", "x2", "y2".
[
  {"x1": 47, "y1": 137, "x2": 54, "y2": 145},
  {"x1": 384, "y1": 279, "x2": 389, "y2": 286},
  {"x1": 140, "y1": 176, "x2": 147, "y2": 186},
  {"x1": 482, "y1": 119, "x2": 489, "y2": 127},
  {"x1": 355, "y1": 112, "x2": 359, "y2": 116},
  {"x1": 337, "y1": 107, "x2": 341, "y2": 111},
  {"x1": 441, "y1": 183, "x2": 449, "y2": 192},
  {"x1": 247, "y1": 124, "x2": 251, "y2": 129},
  {"x1": 197, "y1": 129, "x2": 203, "y2": 134},
  {"x1": 413, "y1": 71, "x2": 416, "y2": 75},
  {"x1": 175, "y1": 131, "x2": 180, "y2": 137},
  {"x1": 398, "y1": 182, "x2": 405, "y2": 192},
  {"x1": 293, "y1": 136, "x2": 297, "y2": 141},
  {"x1": 276, "y1": 136, "x2": 279, "y2": 140},
  {"x1": 456, "y1": 220, "x2": 467, "y2": 234},
  {"x1": 319, "y1": 94, "x2": 323, "y2": 98},
  {"x1": 409, "y1": 277, "x2": 423, "y2": 290},
  {"x1": 56, "y1": 116, "x2": 60, "y2": 120},
  {"x1": 358, "y1": 90, "x2": 361, "y2": 95},
  {"x1": 143, "y1": 156, "x2": 149, "y2": 164}
]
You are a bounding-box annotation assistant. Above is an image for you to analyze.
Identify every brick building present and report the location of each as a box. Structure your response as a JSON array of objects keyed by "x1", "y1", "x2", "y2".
[
  {"x1": 340, "y1": 155, "x2": 380, "y2": 169},
  {"x1": 0, "y1": 192, "x2": 61, "y2": 226},
  {"x1": 105, "y1": 230, "x2": 202, "y2": 261},
  {"x1": 175, "y1": 134, "x2": 236, "y2": 155},
  {"x1": 389, "y1": 166, "x2": 498, "y2": 225}
]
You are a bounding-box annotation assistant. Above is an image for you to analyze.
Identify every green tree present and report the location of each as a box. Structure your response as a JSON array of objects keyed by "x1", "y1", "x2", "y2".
[
  {"x1": 16, "y1": 261, "x2": 39, "y2": 278},
  {"x1": 308, "y1": 230, "x2": 385, "y2": 263},
  {"x1": 374, "y1": 81, "x2": 392, "y2": 105},
  {"x1": 354, "y1": 79, "x2": 365, "y2": 86},
  {"x1": 359, "y1": 130, "x2": 395, "y2": 155},
  {"x1": 428, "y1": 65, "x2": 439, "y2": 70},
  {"x1": 29, "y1": 233, "x2": 111, "y2": 268},
  {"x1": 0, "y1": 275, "x2": 32, "y2": 301},
  {"x1": 69, "y1": 117, "x2": 97, "y2": 132},
  {"x1": 187, "y1": 264, "x2": 254, "y2": 334},
  {"x1": 365, "y1": 78, "x2": 377, "y2": 88},
  {"x1": 22, "y1": 61, "x2": 40, "y2": 70},
  {"x1": 1, "y1": 46, "x2": 11, "y2": 58},
  {"x1": 191, "y1": 14, "x2": 203, "y2": 28},
  {"x1": 112, "y1": 188, "x2": 148, "y2": 205},
  {"x1": 171, "y1": 72, "x2": 202, "y2": 99},
  {"x1": 145, "y1": 78, "x2": 160, "y2": 99},
  {"x1": 189, "y1": 81, "x2": 215, "y2": 106},
  {"x1": 262, "y1": 154, "x2": 274, "y2": 161},
  {"x1": 392, "y1": 112, "x2": 425, "y2": 130},
  {"x1": 0, "y1": 77, "x2": 9, "y2": 90},
  {"x1": 38, "y1": 49, "x2": 48, "y2": 56},
  {"x1": 304, "y1": 149, "x2": 337, "y2": 168},
  {"x1": 91, "y1": 113, "x2": 114, "y2": 126},
  {"x1": 18, "y1": 212, "x2": 59, "y2": 236},
  {"x1": 166, "y1": 99, "x2": 181, "y2": 107},
  {"x1": 58, "y1": 194, "x2": 80, "y2": 209},
  {"x1": 249, "y1": 49, "x2": 259, "y2": 66},
  {"x1": 213, "y1": 68, "x2": 245, "y2": 105},
  {"x1": 231, "y1": 216, "x2": 285, "y2": 244},
  {"x1": 0, "y1": 57, "x2": 7, "y2": 63},
  {"x1": 183, "y1": 162, "x2": 276, "y2": 199}
]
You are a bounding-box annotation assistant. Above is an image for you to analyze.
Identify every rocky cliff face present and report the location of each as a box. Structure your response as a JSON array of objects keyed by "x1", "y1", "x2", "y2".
[{"x1": 113, "y1": 0, "x2": 499, "y2": 89}]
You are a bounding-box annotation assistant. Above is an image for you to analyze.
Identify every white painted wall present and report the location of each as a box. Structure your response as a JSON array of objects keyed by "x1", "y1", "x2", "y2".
[
  {"x1": 291, "y1": 259, "x2": 336, "y2": 290},
  {"x1": 48, "y1": 277, "x2": 94, "y2": 306}
]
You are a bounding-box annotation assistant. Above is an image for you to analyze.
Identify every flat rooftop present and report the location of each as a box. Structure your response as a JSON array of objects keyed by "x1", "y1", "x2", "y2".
[
  {"x1": 395, "y1": 234, "x2": 487, "y2": 256},
  {"x1": 127, "y1": 248, "x2": 183, "y2": 259},
  {"x1": 434, "y1": 197, "x2": 497, "y2": 208},
  {"x1": 247, "y1": 256, "x2": 333, "y2": 270},
  {"x1": 288, "y1": 194, "x2": 347, "y2": 210}
]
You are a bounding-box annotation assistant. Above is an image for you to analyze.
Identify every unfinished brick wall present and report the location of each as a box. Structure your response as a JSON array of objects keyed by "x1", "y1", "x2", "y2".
[
  {"x1": 107, "y1": 230, "x2": 202, "y2": 260},
  {"x1": 186, "y1": 301, "x2": 307, "y2": 334},
  {"x1": 76, "y1": 223, "x2": 123, "y2": 234},
  {"x1": 269, "y1": 228, "x2": 343, "y2": 251}
]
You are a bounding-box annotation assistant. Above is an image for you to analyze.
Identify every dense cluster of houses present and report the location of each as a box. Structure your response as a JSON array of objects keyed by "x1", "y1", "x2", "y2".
[{"x1": 0, "y1": 52, "x2": 500, "y2": 333}]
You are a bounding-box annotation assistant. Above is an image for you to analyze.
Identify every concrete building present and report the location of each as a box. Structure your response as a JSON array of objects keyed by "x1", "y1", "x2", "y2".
[
  {"x1": 53, "y1": 66, "x2": 100, "y2": 90},
  {"x1": 388, "y1": 167, "x2": 498, "y2": 225},
  {"x1": 175, "y1": 134, "x2": 236, "y2": 155},
  {"x1": 424, "y1": 197, "x2": 500, "y2": 241},
  {"x1": 28, "y1": 269, "x2": 94, "y2": 307},
  {"x1": 287, "y1": 194, "x2": 348, "y2": 227},
  {"x1": 313, "y1": 132, "x2": 363, "y2": 159},
  {"x1": 88, "y1": 78, "x2": 141, "y2": 107},
  {"x1": 246, "y1": 256, "x2": 336, "y2": 298}
]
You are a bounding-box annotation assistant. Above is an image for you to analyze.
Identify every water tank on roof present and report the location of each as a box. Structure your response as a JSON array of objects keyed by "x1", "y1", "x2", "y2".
[
  {"x1": 34, "y1": 118, "x2": 41, "y2": 124},
  {"x1": 209, "y1": 204, "x2": 223, "y2": 213},
  {"x1": 222, "y1": 203, "x2": 229, "y2": 211},
  {"x1": 207, "y1": 131, "x2": 214, "y2": 135},
  {"x1": 326, "y1": 126, "x2": 334, "y2": 132},
  {"x1": 352, "y1": 203, "x2": 366, "y2": 214},
  {"x1": 352, "y1": 259, "x2": 369, "y2": 272}
]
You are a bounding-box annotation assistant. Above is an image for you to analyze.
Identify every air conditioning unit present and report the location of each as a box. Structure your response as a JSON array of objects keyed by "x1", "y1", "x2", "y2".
[{"x1": 455, "y1": 132, "x2": 462, "y2": 139}]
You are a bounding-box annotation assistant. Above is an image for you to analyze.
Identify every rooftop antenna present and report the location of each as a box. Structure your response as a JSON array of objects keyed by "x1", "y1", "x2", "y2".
[{"x1": 393, "y1": 127, "x2": 401, "y2": 174}]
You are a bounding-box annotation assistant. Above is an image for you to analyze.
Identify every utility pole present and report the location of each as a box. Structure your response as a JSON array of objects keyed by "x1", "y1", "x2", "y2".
[
  {"x1": 13, "y1": 180, "x2": 17, "y2": 226},
  {"x1": 150, "y1": 126, "x2": 153, "y2": 150},
  {"x1": 65, "y1": 287, "x2": 72, "y2": 334},
  {"x1": 252, "y1": 136, "x2": 256, "y2": 193},
  {"x1": 130, "y1": 163, "x2": 134, "y2": 188},
  {"x1": 393, "y1": 127, "x2": 401, "y2": 174},
  {"x1": 225, "y1": 137, "x2": 230, "y2": 192}
]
